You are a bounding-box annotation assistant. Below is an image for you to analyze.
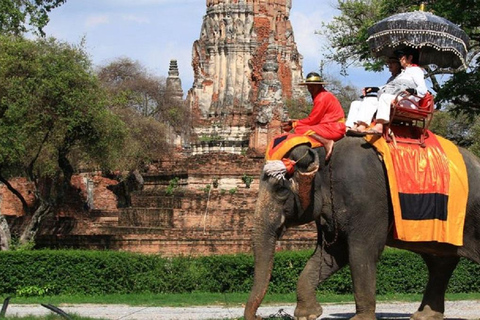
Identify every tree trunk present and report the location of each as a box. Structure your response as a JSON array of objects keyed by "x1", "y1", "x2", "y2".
[
  {"x1": 19, "y1": 201, "x2": 52, "y2": 246},
  {"x1": 0, "y1": 214, "x2": 11, "y2": 251},
  {"x1": 0, "y1": 175, "x2": 30, "y2": 214}
]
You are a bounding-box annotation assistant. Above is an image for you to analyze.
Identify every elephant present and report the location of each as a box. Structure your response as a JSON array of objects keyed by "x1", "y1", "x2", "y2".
[{"x1": 244, "y1": 136, "x2": 480, "y2": 320}]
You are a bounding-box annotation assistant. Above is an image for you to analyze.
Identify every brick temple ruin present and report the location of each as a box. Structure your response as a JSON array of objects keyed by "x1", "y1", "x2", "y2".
[
  {"x1": 0, "y1": 0, "x2": 316, "y2": 256},
  {"x1": 189, "y1": 0, "x2": 305, "y2": 155}
]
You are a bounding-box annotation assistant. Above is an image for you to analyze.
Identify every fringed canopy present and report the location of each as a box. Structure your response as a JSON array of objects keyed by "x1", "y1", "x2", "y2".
[{"x1": 367, "y1": 11, "x2": 470, "y2": 69}]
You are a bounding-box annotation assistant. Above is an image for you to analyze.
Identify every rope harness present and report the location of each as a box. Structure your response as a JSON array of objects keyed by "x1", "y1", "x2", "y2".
[
  {"x1": 318, "y1": 157, "x2": 339, "y2": 287},
  {"x1": 324, "y1": 163, "x2": 339, "y2": 247}
]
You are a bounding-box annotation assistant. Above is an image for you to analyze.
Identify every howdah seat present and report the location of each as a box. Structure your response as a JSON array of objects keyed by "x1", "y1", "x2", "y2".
[{"x1": 384, "y1": 91, "x2": 435, "y2": 147}]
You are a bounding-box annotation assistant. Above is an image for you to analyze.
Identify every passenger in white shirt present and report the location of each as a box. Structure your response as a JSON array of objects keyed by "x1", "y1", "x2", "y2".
[
  {"x1": 345, "y1": 57, "x2": 401, "y2": 134},
  {"x1": 355, "y1": 47, "x2": 428, "y2": 135}
]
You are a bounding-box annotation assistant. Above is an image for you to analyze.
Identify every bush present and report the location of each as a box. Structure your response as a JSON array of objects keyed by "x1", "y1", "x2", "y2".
[{"x1": 0, "y1": 249, "x2": 478, "y2": 296}]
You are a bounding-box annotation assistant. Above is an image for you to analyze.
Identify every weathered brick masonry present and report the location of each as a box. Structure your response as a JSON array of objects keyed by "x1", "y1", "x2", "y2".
[{"x1": 0, "y1": 153, "x2": 316, "y2": 256}]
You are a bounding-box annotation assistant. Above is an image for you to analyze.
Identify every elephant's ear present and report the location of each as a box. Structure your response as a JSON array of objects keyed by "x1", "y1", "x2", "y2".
[{"x1": 292, "y1": 147, "x2": 319, "y2": 210}]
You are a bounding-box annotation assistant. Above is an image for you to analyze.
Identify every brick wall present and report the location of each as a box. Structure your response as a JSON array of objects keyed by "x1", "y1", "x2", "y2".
[{"x1": 2, "y1": 154, "x2": 316, "y2": 256}]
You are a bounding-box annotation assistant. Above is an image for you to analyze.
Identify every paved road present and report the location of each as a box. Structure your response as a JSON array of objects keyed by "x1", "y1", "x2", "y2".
[{"x1": 5, "y1": 300, "x2": 480, "y2": 319}]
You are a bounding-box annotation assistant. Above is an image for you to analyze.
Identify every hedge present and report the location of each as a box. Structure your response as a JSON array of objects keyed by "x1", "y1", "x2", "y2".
[{"x1": 0, "y1": 249, "x2": 478, "y2": 296}]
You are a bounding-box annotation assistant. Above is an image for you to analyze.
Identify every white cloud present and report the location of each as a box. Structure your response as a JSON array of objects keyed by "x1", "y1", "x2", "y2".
[
  {"x1": 121, "y1": 14, "x2": 150, "y2": 24},
  {"x1": 291, "y1": 11, "x2": 324, "y2": 58},
  {"x1": 102, "y1": 0, "x2": 198, "y2": 6},
  {"x1": 85, "y1": 15, "x2": 110, "y2": 28}
]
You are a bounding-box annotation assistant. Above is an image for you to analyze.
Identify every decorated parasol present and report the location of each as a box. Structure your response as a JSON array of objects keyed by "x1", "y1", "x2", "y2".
[{"x1": 367, "y1": 9, "x2": 470, "y2": 69}]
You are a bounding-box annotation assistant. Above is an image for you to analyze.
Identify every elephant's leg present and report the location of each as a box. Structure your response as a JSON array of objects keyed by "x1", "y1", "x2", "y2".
[
  {"x1": 346, "y1": 217, "x2": 389, "y2": 320},
  {"x1": 294, "y1": 228, "x2": 348, "y2": 320},
  {"x1": 411, "y1": 254, "x2": 459, "y2": 320},
  {"x1": 347, "y1": 245, "x2": 381, "y2": 320}
]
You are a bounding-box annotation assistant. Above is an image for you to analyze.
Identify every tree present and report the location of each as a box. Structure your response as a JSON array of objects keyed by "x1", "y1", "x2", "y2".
[
  {"x1": 98, "y1": 58, "x2": 164, "y2": 118},
  {"x1": 319, "y1": 0, "x2": 480, "y2": 113},
  {"x1": 435, "y1": 61, "x2": 480, "y2": 117},
  {"x1": 98, "y1": 58, "x2": 190, "y2": 130},
  {"x1": 325, "y1": 78, "x2": 360, "y2": 114},
  {"x1": 0, "y1": 36, "x2": 126, "y2": 249},
  {"x1": 98, "y1": 58, "x2": 191, "y2": 168},
  {"x1": 0, "y1": 0, "x2": 66, "y2": 36},
  {"x1": 319, "y1": 0, "x2": 385, "y2": 73},
  {"x1": 429, "y1": 109, "x2": 474, "y2": 148},
  {"x1": 284, "y1": 97, "x2": 311, "y2": 120}
]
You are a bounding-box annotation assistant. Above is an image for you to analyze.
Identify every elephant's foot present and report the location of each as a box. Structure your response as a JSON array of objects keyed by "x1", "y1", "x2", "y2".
[
  {"x1": 294, "y1": 302, "x2": 322, "y2": 320},
  {"x1": 411, "y1": 305, "x2": 444, "y2": 320},
  {"x1": 350, "y1": 312, "x2": 376, "y2": 320}
]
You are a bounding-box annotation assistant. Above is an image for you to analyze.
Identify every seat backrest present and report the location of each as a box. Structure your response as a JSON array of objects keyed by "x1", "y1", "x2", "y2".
[{"x1": 418, "y1": 91, "x2": 434, "y2": 112}]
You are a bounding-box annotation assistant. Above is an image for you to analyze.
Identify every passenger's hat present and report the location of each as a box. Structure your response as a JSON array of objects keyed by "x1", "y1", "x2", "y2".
[
  {"x1": 298, "y1": 72, "x2": 327, "y2": 85},
  {"x1": 386, "y1": 56, "x2": 400, "y2": 63},
  {"x1": 364, "y1": 87, "x2": 380, "y2": 97},
  {"x1": 394, "y1": 47, "x2": 418, "y2": 58}
]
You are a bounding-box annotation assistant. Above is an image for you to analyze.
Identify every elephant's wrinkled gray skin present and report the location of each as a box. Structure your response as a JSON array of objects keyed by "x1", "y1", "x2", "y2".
[{"x1": 244, "y1": 137, "x2": 480, "y2": 320}]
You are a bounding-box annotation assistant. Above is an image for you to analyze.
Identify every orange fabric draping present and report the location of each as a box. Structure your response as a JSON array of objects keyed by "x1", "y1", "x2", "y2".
[
  {"x1": 265, "y1": 133, "x2": 322, "y2": 161},
  {"x1": 366, "y1": 133, "x2": 468, "y2": 245}
]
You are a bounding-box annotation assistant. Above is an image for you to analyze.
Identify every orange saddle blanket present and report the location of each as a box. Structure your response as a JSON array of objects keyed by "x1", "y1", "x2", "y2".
[
  {"x1": 367, "y1": 132, "x2": 469, "y2": 246},
  {"x1": 265, "y1": 133, "x2": 322, "y2": 160}
]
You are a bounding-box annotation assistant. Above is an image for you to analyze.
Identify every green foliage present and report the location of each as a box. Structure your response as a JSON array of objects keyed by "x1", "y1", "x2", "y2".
[
  {"x1": 97, "y1": 58, "x2": 178, "y2": 170},
  {"x1": 0, "y1": 40, "x2": 121, "y2": 246},
  {"x1": 165, "y1": 177, "x2": 180, "y2": 196},
  {"x1": 436, "y1": 65, "x2": 480, "y2": 117},
  {"x1": 108, "y1": 106, "x2": 169, "y2": 171},
  {"x1": 16, "y1": 284, "x2": 56, "y2": 297},
  {"x1": 325, "y1": 77, "x2": 360, "y2": 113},
  {"x1": 229, "y1": 188, "x2": 237, "y2": 195},
  {"x1": 376, "y1": 249, "x2": 427, "y2": 294},
  {"x1": 97, "y1": 57, "x2": 190, "y2": 136},
  {"x1": 202, "y1": 184, "x2": 211, "y2": 194},
  {"x1": 9, "y1": 238, "x2": 35, "y2": 251},
  {"x1": 319, "y1": 0, "x2": 386, "y2": 72},
  {"x1": 0, "y1": 249, "x2": 478, "y2": 297},
  {"x1": 241, "y1": 174, "x2": 253, "y2": 188},
  {"x1": 429, "y1": 109, "x2": 475, "y2": 149},
  {"x1": 466, "y1": 117, "x2": 480, "y2": 158},
  {"x1": 284, "y1": 97, "x2": 311, "y2": 120},
  {"x1": 0, "y1": 36, "x2": 126, "y2": 180},
  {"x1": 0, "y1": 0, "x2": 66, "y2": 36}
]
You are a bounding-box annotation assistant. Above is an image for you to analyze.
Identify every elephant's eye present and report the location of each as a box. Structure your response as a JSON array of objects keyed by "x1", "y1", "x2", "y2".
[{"x1": 274, "y1": 183, "x2": 290, "y2": 200}]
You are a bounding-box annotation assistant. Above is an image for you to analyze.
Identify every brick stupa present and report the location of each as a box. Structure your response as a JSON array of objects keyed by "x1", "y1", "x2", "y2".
[{"x1": 187, "y1": 0, "x2": 305, "y2": 155}]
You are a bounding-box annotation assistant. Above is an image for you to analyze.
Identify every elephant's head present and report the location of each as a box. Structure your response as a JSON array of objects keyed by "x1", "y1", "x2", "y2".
[{"x1": 244, "y1": 144, "x2": 322, "y2": 320}]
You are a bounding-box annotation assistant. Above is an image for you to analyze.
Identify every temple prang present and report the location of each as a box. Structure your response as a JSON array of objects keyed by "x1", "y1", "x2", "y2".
[
  {"x1": 166, "y1": 59, "x2": 184, "y2": 101},
  {"x1": 187, "y1": 0, "x2": 305, "y2": 156}
]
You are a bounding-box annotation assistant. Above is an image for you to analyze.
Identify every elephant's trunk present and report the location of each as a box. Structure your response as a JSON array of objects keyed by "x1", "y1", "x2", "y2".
[
  {"x1": 244, "y1": 228, "x2": 276, "y2": 320},
  {"x1": 244, "y1": 179, "x2": 283, "y2": 320}
]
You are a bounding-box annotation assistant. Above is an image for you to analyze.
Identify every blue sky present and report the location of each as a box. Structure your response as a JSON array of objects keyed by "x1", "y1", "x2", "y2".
[{"x1": 43, "y1": 0, "x2": 393, "y2": 94}]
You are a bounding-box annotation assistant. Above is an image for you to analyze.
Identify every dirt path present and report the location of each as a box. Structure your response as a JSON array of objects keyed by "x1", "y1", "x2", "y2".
[{"x1": 5, "y1": 300, "x2": 480, "y2": 319}]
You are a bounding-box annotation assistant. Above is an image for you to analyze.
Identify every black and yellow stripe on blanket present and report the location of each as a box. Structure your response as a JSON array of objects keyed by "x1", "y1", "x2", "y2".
[{"x1": 367, "y1": 133, "x2": 468, "y2": 246}]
